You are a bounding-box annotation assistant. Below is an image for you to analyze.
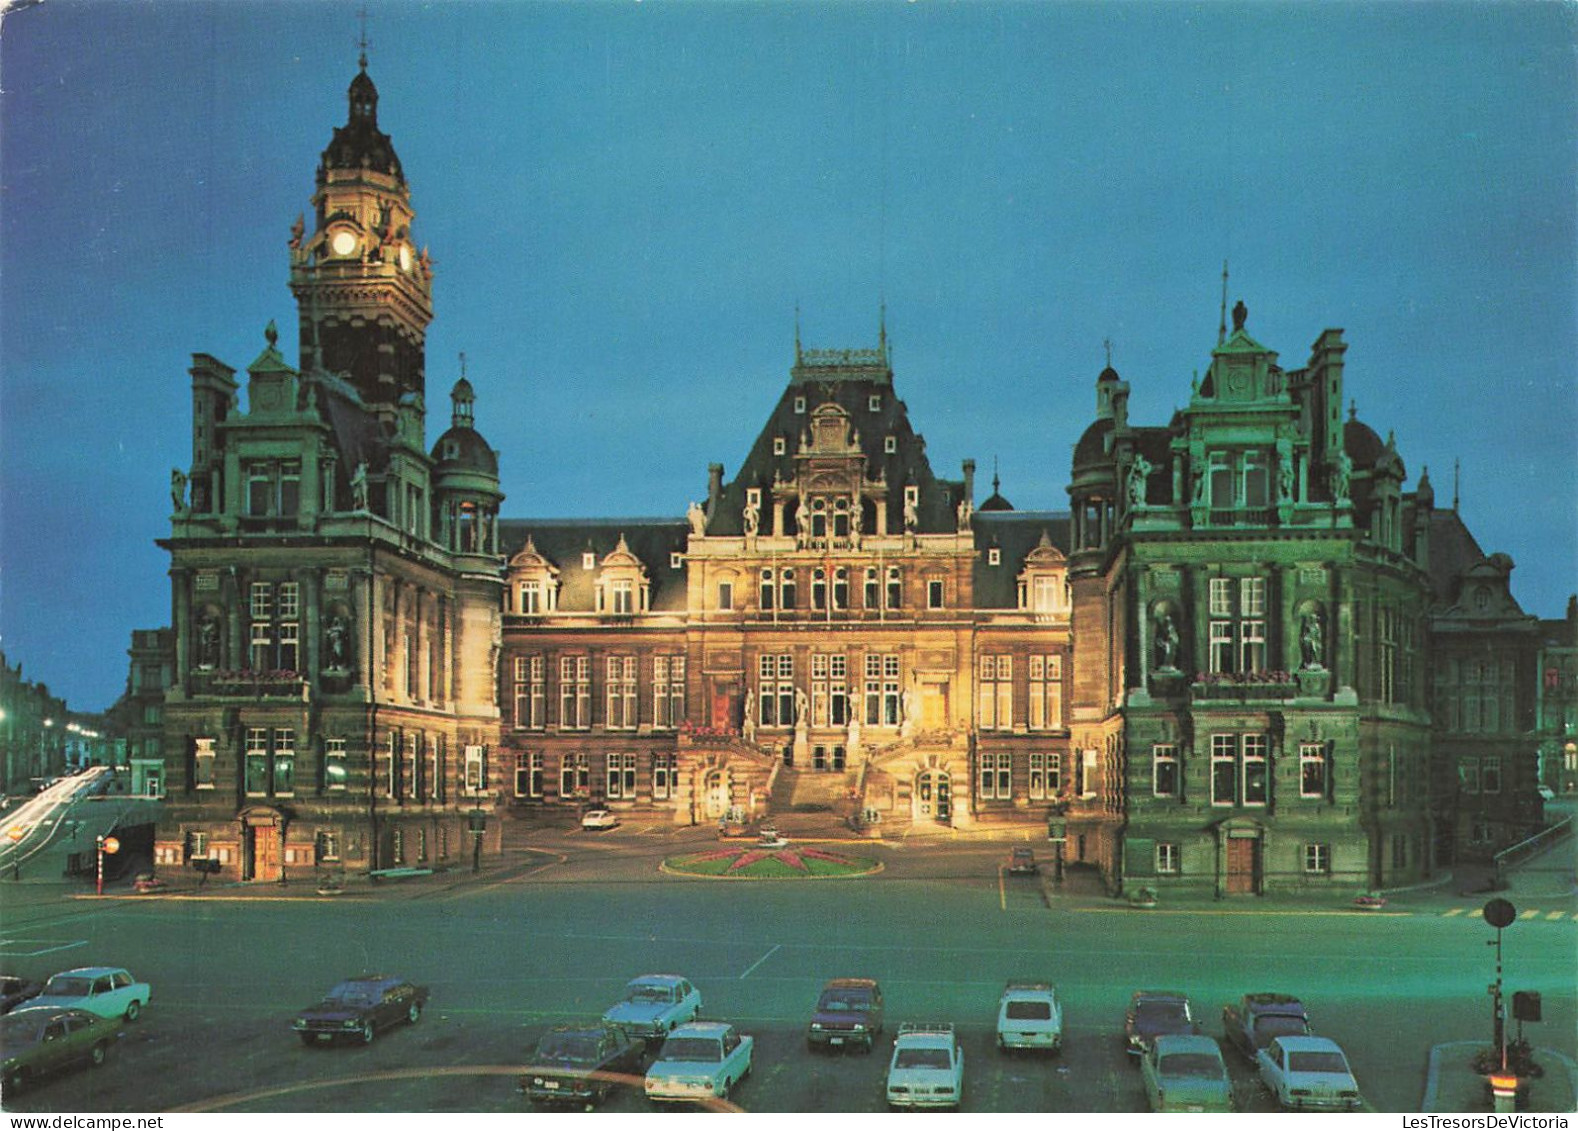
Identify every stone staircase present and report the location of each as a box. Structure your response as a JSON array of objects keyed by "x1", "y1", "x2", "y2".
[{"x1": 768, "y1": 766, "x2": 857, "y2": 828}]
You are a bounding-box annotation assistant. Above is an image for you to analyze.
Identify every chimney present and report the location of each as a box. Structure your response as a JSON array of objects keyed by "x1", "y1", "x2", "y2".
[{"x1": 962, "y1": 459, "x2": 976, "y2": 504}]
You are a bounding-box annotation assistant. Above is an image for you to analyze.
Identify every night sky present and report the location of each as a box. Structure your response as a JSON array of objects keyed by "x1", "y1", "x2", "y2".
[{"x1": 2, "y1": 0, "x2": 1574, "y2": 711}]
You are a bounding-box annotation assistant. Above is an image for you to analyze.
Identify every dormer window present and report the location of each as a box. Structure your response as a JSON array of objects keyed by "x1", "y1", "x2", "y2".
[
  {"x1": 869, "y1": 394, "x2": 883, "y2": 411},
  {"x1": 670, "y1": 552, "x2": 684, "y2": 570},
  {"x1": 592, "y1": 534, "x2": 651, "y2": 616},
  {"x1": 1016, "y1": 532, "x2": 1068, "y2": 616},
  {"x1": 794, "y1": 396, "x2": 807, "y2": 414},
  {"x1": 885, "y1": 436, "x2": 897, "y2": 454},
  {"x1": 583, "y1": 552, "x2": 596, "y2": 571},
  {"x1": 989, "y1": 547, "x2": 1001, "y2": 566},
  {"x1": 507, "y1": 537, "x2": 562, "y2": 617},
  {"x1": 774, "y1": 436, "x2": 787, "y2": 456}
]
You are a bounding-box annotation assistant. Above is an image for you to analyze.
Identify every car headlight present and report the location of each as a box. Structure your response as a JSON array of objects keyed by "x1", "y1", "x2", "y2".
[
  {"x1": 291, "y1": 1019, "x2": 306, "y2": 1029},
  {"x1": 810, "y1": 1022, "x2": 823, "y2": 1031},
  {"x1": 850, "y1": 1022, "x2": 867, "y2": 1032},
  {"x1": 342, "y1": 1019, "x2": 359, "y2": 1029}
]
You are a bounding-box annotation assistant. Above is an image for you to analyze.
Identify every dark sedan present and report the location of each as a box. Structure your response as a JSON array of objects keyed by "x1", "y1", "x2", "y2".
[
  {"x1": 1125, "y1": 990, "x2": 1199, "y2": 1056},
  {"x1": 291, "y1": 975, "x2": 428, "y2": 1046},
  {"x1": 2, "y1": 1007, "x2": 121, "y2": 1094},
  {"x1": 0, "y1": 976, "x2": 43, "y2": 1016},
  {"x1": 521, "y1": 1023, "x2": 645, "y2": 1107}
]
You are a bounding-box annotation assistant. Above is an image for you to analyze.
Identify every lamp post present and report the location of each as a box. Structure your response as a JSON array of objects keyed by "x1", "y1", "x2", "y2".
[
  {"x1": 96, "y1": 834, "x2": 120, "y2": 896},
  {"x1": 6, "y1": 825, "x2": 22, "y2": 881},
  {"x1": 1483, "y1": 897, "x2": 1516, "y2": 1110},
  {"x1": 468, "y1": 808, "x2": 487, "y2": 873},
  {"x1": 1046, "y1": 805, "x2": 1067, "y2": 886}
]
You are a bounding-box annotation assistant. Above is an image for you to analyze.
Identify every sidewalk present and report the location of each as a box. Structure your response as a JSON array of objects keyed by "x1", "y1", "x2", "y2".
[{"x1": 1423, "y1": 1041, "x2": 1578, "y2": 1114}]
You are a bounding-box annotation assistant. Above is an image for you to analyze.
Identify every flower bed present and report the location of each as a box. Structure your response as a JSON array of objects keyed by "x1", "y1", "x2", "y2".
[{"x1": 663, "y1": 844, "x2": 879, "y2": 879}]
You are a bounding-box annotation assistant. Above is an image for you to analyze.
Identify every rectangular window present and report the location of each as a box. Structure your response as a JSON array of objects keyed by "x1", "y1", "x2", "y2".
[
  {"x1": 1211, "y1": 734, "x2": 1237, "y2": 806},
  {"x1": 1028, "y1": 753, "x2": 1050, "y2": 800},
  {"x1": 1481, "y1": 755, "x2": 1502, "y2": 794},
  {"x1": 927, "y1": 579, "x2": 945, "y2": 609},
  {"x1": 402, "y1": 733, "x2": 418, "y2": 800},
  {"x1": 978, "y1": 655, "x2": 1013, "y2": 730},
  {"x1": 1458, "y1": 758, "x2": 1480, "y2": 794},
  {"x1": 514, "y1": 654, "x2": 546, "y2": 730},
  {"x1": 1156, "y1": 843, "x2": 1180, "y2": 874},
  {"x1": 717, "y1": 580, "x2": 734, "y2": 610},
  {"x1": 559, "y1": 655, "x2": 590, "y2": 730},
  {"x1": 610, "y1": 578, "x2": 634, "y2": 615},
  {"x1": 514, "y1": 752, "x2": 544, "y2": 799},
  {"x1": 864, "y1": 568, "x2": 880, "y2": 609},
  {"x1": 1028, "y1": 655, "x2": 1062, "y2": 729},
  {"x1": 1079, "y1": 748, "x2": 1098, "y2": 799},
  {"x1": 606, "y1": 656, "x2": 637, "y2": 730},
  {"x1": 760, "y1": 653, "x2": 794, "y2": 727},
  {"x1": 759, "y1": 568, "x2": 775, "y2": 611},
  {"x1": 883, "y1": 654, "x2": 901, "y2": 726},
  {"x1": 832, "y1": 568, "x2": 849, "y2": 611},
  {"x1": 245, "y1": 727, "x2": 269, "y2": 796},
  {"x1": 1379, "y1": 607, "x2": 1397, "y2": 704},
  {"x1": 1207, "y1": 577, "x2": 1267, "y2": 674},
  {"x1": 653, "y1": 753, "x2": 676, "y2": 800},
  {"x1": 1153, "y1": 744, "x2": 1179, "y2": 797},
  {"x1": 978, "y1": 752, "x2": 1012, "y2": 800},
  {"x1": 1242, "y1": 734, "x2": 1268, "y2": 805},
  {"x1": 811, "y1": 569, "x2": 827, "y2": 611},
  {"x1": 1303, "y1": 843, "x2": 1331, "y2": 874},
  {"x1": 194, "y1": 736, "x2": 216, "y2": 790},
  {"x1": 1299, "y1": 743, "x2": 1328, "y2": 800},
  {"x1": 886, "y1": 567, "x2": 902, "y2": 610},
  {"x1": 606, "y1": 753, "x2": 637, "y2": 799},
  {"x1": 780, "y1": 569, "x2": 796, "y2": 610},
  {"x1": 463, "y1": 745, "x2": 485, "y2": 795},
  {"x1": 323, "y1": 738, "x2": 347, "y2": 792},
  {"x1": 273, "y1": 729, "x2": 296, "y2": 797}
]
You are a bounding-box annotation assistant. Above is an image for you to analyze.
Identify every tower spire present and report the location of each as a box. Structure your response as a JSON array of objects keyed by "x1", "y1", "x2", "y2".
[
  {"x1": 794, "y1": 301, "x2": 802, "y2": 365},
  {"x1": 357, "y1": 4, "x2": 371, "y2": 70}
]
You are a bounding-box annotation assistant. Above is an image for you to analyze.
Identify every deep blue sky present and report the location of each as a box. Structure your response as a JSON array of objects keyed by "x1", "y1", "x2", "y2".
[{"x1": 2, "y1": 0, "x2": 1575, "y2": 711}]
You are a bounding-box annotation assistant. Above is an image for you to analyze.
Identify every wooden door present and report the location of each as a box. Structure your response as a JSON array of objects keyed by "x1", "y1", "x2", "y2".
[{"x1": 1225, "y1": 836, "x2": 1258, "y2": 894}]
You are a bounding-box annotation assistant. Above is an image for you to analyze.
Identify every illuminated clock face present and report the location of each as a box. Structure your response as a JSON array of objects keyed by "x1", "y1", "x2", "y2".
[
  {"x1": 398, "y1": 244, "x2": 413, "y2": 272},
  {"x1": 330, "y1": 230, "x2": 359, "y2": 257}
]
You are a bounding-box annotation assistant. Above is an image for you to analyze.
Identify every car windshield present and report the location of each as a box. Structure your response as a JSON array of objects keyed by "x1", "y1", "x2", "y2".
[
  {"x1": 894, "y1": 1048, "x2": 952, "y2": 1070},
  {"x1": 0, "y1": 1013, "x2": 45, "y2": 1042},
  {"x1": 325, "y1": 983, "x2": 380, "y2": 1007},
  {"x1": 627, "y1": 986, "x2": 673, "y2": 1004},
  {"x1": 1005, "y1": 1000, "x2": 1052, "y2": 1020},
  {"x1": 42, "y1": 977, "x2": 92, "y2": 997},
  {"x1": 1288, "y1": 1050, "x2": 1350, "y2": 1075},
  {"x1": 659, "y1": 1037, "x2": 720, "y2": 1062},
  {"x1": 1159, "y1": 1053, "x2": 1223, "y2": 1077},
  {"x1": 1260, "y1": 1014, "x2": 1310, "y2": 1039},
  {"x1": 537, "y1": 1035, "x2": 599, "y2": 1062},
  {"x1": 1137, "y1": 1000, "x2": 1189, "y2": 1026},
  {"x1": 817, "y1": 991, "x2": 872, "y2": 1012}
]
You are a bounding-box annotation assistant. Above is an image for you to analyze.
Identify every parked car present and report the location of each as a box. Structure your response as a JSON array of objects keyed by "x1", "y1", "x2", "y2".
[
  {"x1": 1124, "y1": 990, "x2": 1198, "y2": 1056},
  {"x1": 886, "y1": 1023, "x2": 964, "y2": 1109},
  {"x1": 28, "y1": 968, "x2": 149, "y2": 1023},
  {"x1": 602, "y1": 974, "x2": 702, "y2": 1044},
  {"x1": 0, "y1": 1007, "x2": 121, "y2": 1095},
  {"x1": 1222, "y1": 993, "x2": 1312, "y2": 1060},
  {"x1": 1005, "y1": 846, "x2": 1039, "y2": 875},
  {"x1": 1256, "y1": 1034, "x2": 1362, "y2": 1111},
  {"x1": 1140, "y1": 1034, "x2": 1234, "y2": 1113},
  {"x1": 581, "y1": 809, "x2": 620, "y2": 831},
  {"x1": 643, "y1": 1021, "x2": 753, "y2": 1103},
  {"x1": 0, "y1": 975, "x2": 43, "y2": 1016},
  {"x1": 291, "y1": 975, "x2": 428, "y2": 1046},
  {"x1": 806, "y1": 977, "x2": 884, "y2": 1053},
  {"x1": 995, "y1": 981, "x2": 1062, "y2": 1053},
  {"x1": 521, "y1": 1022, "x2": 645, "y2": 1107}
]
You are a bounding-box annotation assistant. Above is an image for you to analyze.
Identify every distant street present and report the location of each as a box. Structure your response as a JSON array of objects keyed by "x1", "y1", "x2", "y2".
[{"x1": 0, "y1": 822, "x2": 1573, "y2": 1113}]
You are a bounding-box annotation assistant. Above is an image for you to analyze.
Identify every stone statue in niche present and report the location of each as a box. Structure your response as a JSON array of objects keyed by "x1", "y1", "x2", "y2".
[
  {"x1": 903, "y1": 496, "x2": 919, "y2": 532},
  {"x1": 742, "y1": 498, "x2": 759, "y2": 536},
  {"x1": 351, "y1": 461, "x2": 369, "y2": 511},
  {"x1": 687, "y1": 500, "x2": 707, "y2": 536},
  {"x1": 1127, "y1": 454, "x2": 1152, "y2": 509},
  {"x1": 196, "y1": 614, "x2": 220, "y2": 670},
  {"x1": 900, "y1": 686, "x2": 916, "y2": 736},
  {"x1": 1154, "y1": 608, "x2": 1180, "y2": 671},
  {"x1": 170, "y1": 468, "x2": 188, "y2": 513},
  {"x1": 1300, "y1": 609, "x2": 1325, "y2": 669},
  {"x1": 796, "y1": 496, "x2": 811, "y2": 538},
  {"x1": 1279, "y1": 453, "x2": 1295, "y2": 502},
  {"x1": 742, "y1": 691, "x2": 756, "y2": 743},
  {"x1": 325, "y1": 614, "x2": 351, "y2": 670},
  {"x1": 956, "y1": 498, "x2": 972, "y2": 531},
  {"x1": 1334, "y1": 452, "x2": 1352, "y2": 503}
]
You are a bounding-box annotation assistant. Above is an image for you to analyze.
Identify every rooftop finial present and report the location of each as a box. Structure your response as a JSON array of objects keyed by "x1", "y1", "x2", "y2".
[
  {"x1": 993, "y1": 455, "x2": 1000, "y2": 495},
  {"x1": 1218, "y1": 259, "x2": 1229, "y2": 344},
  {"x1": 459, "y1": 350, "x2": 467, "y2": 379},
  {"x1": 879, "y1": 299, "x2": 888, "y2": 359},
  {"x1": 794, "y1": 301, "x2": 801, "y2": 364},
  {"x1": 1454, "y1": 457, "x2": 1461, "y2": 511},
  {"x1": 1103, "y1": 337, "x2": 1113, "y2": 369},
  {"x1": 357, "y1": 4, "x2": 371, "y2": 71}
]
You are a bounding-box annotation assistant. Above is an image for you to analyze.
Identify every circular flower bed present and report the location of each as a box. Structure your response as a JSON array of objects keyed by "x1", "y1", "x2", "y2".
[{"x1": 663, "y1": 844, "x2": 879, "y2": 880}]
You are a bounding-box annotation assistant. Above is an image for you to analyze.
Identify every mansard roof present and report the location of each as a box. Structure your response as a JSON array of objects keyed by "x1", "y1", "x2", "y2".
[
  {"x1": 971, "y1": 511, "x2": 1073, "y2": 608},
  {"x1": 707, "y1": 348, "x2": 963, "y2": 535},
  {"x1": 498, "y1": 518, "x2": 689, "y2": 612}
]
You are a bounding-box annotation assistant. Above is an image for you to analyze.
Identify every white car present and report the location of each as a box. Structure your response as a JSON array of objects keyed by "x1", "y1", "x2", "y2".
[
  {"x1": 995, "y1": 981, "x2": 1062, "y2": 1053},
  {"x1": 1256, "y1": 1035, "x2": 1362, "y2": 1111},
  {"x1": 644, "y1": 1021, "x2": 753, "y2": 1102},
  {"x1": 886, "y1": 1023, "x2": 963, "y2": 1110},
  {"x1": 26, "y1": 968, "x2": 150, "y2": 1023},
  {"x1": 581, "y1": 809, "x2": 620, "y2": 831}
]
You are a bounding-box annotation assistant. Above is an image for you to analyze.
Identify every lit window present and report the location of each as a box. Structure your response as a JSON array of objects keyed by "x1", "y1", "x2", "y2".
[
  {"x1": 1153, "y1": 744, "x2": 1179, "y2": 797},
  {"x1": 1299, "y1": 743, "x2": 1327, "y2": 799},
  {"x1": 1303, "y1": 843, "x2": 1330, "y2": 874},
  {"x1": 1156, "y1": 843, "x2": 1180, "y2": 874}
]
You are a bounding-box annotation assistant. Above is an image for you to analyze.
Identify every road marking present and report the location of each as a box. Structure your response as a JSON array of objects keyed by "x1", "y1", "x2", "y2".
[
  {"x1": 738, "y1": 944, "x2": 781, "y2": 979},
  {"x1": 1546, "y1": 911, "x2": 1566, "y2": 920},
  {"x1": 1442, "y1": 908, "x2": 1465, "y2": 917},
  {"x1": 1519, "y1": 909, "x2": 1541, "y2": 920},
  {"x1": 998, "y1": 866, "x2": 1007, "y2": 911},
  {"x1": 0, "y1": 938, "x2": 87, "y2": 958}
]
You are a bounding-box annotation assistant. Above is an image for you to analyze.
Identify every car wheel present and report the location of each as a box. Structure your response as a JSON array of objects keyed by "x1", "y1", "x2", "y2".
[
  {"x1": 361, "y1": 1021, "x2": 375, "y2": 1045},
  {"x1": 89, "y1": 1041, "x2": 109, "y2": 1068},
  {"x1": 124, "y1": 999, "x2": 141, "y2": 1022},
  {"x1": 5, "y1": 1067, "x2": 27, "y2": 1095},
  {"x1": 407, "y1": 1001, "x2": 422, "y2": 1025},
  {"x1": 298, "y1": 1033, "x2": 317, "y2": 1048}
]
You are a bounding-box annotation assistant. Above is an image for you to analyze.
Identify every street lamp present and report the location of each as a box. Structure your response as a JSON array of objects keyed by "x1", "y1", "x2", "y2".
[
  {"x1": 467, "y1": 808, "x2": 487, "y2": 873},
  {"x1": 6, "y1": 825, "x2": 22, "y2": 881},
  {"x1": 1046, "y1": 805, "x2": 1068, "y2": 886},
  {"x1": 96, "y1": 834, "x2": 120, "y2": 896}
]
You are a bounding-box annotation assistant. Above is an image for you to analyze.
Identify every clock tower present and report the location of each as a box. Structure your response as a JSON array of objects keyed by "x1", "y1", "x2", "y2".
[{"x1": 288, "y1": 51, "x2": 432, "y2": 417}]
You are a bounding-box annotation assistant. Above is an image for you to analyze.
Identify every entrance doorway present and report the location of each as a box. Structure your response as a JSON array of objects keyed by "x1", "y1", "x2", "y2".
[
  {"x1": 244, "y1": 822, "x2": 281, "y2": 882},
  {"x1": 915, "y1": 771, "x2": 952, "y2": 824},
  {"x1": 1225, "y1": 835, "x2": 1260, "y2": 894},
  {"x1": 703, "y1": 772, "x2": 729, "y2": 819}
]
